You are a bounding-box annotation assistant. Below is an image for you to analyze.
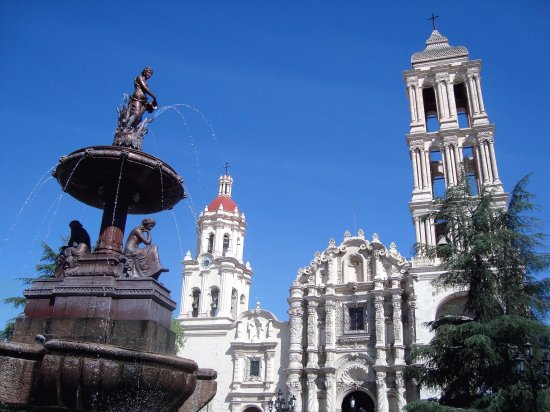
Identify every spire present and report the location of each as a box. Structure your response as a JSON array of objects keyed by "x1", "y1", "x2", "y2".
[{"x1": 218, "y1": 174, "x2": 233, "y2": 197}]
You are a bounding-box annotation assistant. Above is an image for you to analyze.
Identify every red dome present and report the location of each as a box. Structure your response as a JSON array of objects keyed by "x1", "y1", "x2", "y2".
[{"x1": 208, "y1": 196, "x2": 238, "y2": 212}]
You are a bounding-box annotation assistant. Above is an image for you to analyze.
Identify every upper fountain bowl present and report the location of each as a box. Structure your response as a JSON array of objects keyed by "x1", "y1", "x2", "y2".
[{"x1": 53, "y1": 146, "x2": 185, "y2": 214}]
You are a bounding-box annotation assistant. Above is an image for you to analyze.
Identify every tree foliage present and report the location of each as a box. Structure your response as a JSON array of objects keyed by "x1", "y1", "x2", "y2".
[
  {"x1": 171, "y1": 318, "x2": 186, "y2": 351},
  {"x1": 407, "y1": 177, "x2": 550, "y2": 411},
  {"x1": 1, "y1": 242, "x2": 58, "y2": 340}
]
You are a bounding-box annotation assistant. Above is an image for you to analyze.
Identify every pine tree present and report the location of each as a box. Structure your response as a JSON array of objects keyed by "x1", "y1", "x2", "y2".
[
  {"x1": 406, "y1": 177, "x2": 550, "y2": 411},
  {"x1": 0, "y1": 242, "x2": 58, "y2": 340}
]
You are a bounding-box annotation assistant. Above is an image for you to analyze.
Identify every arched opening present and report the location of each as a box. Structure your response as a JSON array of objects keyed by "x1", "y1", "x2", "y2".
[
  {"x1": 191, "y1": 288, "x2": 201, "y2": 317},
  {"x1": 207, "y1": 233, "x2": 214, "y2": 254},
  {"x1": 436, "y1": 292, "x2": 473, "y2": 319},
  {"x1": 223, "y1": 234, "x2": 230, "y2": 256},
  {"x1": 430, "y1": 148, "x2": 445, "y2": 198},
  {"x1": 242, "y1": 406, "x2": 262, "y2": 412},
  {"x1": 454, "y1": 82, "x2": 470, "y2": 128},
  {"x1": 210, "y1": 287, "x2": 219, "y2": 317},
  {"x1": 342, "y1": 391, "x2": 375, "y2": 412},
  {"x1": 462, "y1": 145, "x2": 480, "y2": 196},
  {"x1": 347, "y1": 254, "x2": 364, "y2": 283},
  {"x1": 423, "y1": 86, "x2": 439, "y2": 132},
  {"x1": 240, "y1": 294, "x2": 246, "y2": 312}
]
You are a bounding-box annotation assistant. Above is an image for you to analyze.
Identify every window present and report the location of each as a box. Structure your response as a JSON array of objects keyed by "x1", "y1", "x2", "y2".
[
  {"x1": 231, "y1": 289, "x2": 238, "y2": 318},
  {"x1": 210, "y1": 288, "x2": 219, "y2": 317},
  {"x1": 423, "y1": 87, "x2": 439, "y2": 132},
  {"x1": 453, "y1": 83, "x2": 470, "y2": 128},
  {"x1": 462, "y1": 146, "x2": 479, "y2": 196},
  {"x1": 207, "y1": 234, "x2": 214, "y2": 254},
  {"x1": 430, "y1": 149, "x2": 445, "y2": 198},
  {"x1": 250, "y1": 359, "x2": 260, "y2": 377},
  {"x1": 348, "y1": 307, "x2": 364, "y2": 331},
  {"x1": 192, "y1": 289, "x2": 201, "y2": 317},
  {"x1": 222, "y1": 234, "x2": 230, "y2": 256}
]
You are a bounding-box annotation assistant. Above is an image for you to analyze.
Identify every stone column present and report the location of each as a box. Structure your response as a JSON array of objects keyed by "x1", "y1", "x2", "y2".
[
  {"x1": 325, "y1": 373, "x2": 336, "y2": 412},
  {"x1": 265, "y1": 351, "x2": 275, "y2": 385},
  {"x1": 487, "y1": 136, "x2": 501, "y2": 183},
  {"x1": 410, "y1": 148, "x2": 419, "y2": 190},
  {"x1": 306, "y1": 300, "x2": 319, "y2": 368},
  {"x1": 408, "y1": 84, "x2": 419, "y2": 123},
  {"x1": 232, "y1": 352, "x2": 243, "y2": 388},
  {"x1": 466, "y1": 74, "x2": 480, "y2": 116},
  {"x1": 392, "y1": 293, "x2": 405, "y2": 365},
  {"x1": 376, "y1": 371, "x2": 387, "y2": 412},
  {"x1": 396, "y1": 370, "x2": 406, "y2": 411},
  {"x1": 324, "y1": 301, "x2": 336, "y2": 355},
  {"x1": 408, "y1": 295, "x2": 417, "y2": 344},
  {"x1": 307, "y1": 374, "x2": 318, "y2": 412},
  {"x1": 374, "y1": 293, "x2": 386, "y2": 365},
  {"x1": 477, "y1": 138, "x2": 491, "y2": 183},
  {"x1": 287, "y1": 378, "x2": 303, "y2": 412}
]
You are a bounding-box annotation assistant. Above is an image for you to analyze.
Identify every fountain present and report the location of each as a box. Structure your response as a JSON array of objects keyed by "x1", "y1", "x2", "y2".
[{"x1": 0, "y1": 68, "x2": 217, "y2": 411}]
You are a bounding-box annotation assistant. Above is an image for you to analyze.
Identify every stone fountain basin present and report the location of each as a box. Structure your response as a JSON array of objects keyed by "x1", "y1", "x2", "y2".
[
  {"x1": 53, "y1": 146, "x2": 185, "y2": 214},
  {"x1": 39, "y1": 339, "x2": 198, "y2": 411},
  {"x1": 0, "y1": 339, "x2": 198, "y2": 411}
]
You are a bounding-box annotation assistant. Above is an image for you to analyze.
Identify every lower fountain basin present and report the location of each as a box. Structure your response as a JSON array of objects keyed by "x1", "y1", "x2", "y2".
[{"x1": 0, "y1": 339, "x2": 198, "y2": 411}]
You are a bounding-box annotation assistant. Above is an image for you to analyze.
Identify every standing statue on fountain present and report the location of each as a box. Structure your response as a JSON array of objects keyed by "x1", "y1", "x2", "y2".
[
  {"x1": 122, "y1": 218, "x2": 168, "y2": 280},
  {"x1": 114, "y1": 67, "x2": 158, "y2": 150},
  {"x1": 124, "y1": 67, "x2": 158, "y2": 130},
  {"x1": 55, "y1": 220, "x2": 91, "y2": 277}
]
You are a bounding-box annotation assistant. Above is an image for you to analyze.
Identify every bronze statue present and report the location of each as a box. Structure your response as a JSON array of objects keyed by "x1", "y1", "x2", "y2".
[
  {"x1": 124, "y1": 67, "x2": 158, "y2": 130},
  {"x1": 55, "y1": 220, "x2": 91, "y2": 277},
  {"x1": 114, "y1": 67, "x2": 158, "y2": 150},
  {"x1": 122, "y1": 218, "x2": 167, "y2": 280}
]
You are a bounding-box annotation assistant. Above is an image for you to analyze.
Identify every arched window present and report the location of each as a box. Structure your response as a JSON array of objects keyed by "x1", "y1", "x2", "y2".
[
  {"x1": 222, "y1": 234, "x2": 230, "y2": 256},
  {"x1": 462, "y1": 145, "x2": 480, "y2": 196},
  {"x1": 210, "y1": 287, "x2": 219, "y2": 317},
  {"x1": 454, "y1": 82, "x2": 470, "y2": 128},
  {"x1": 207, "y1": 233, "x2": 214, "y2": 254},
  {"x1": 423, "y1": 86, "x2": 439, "y2": 132},
  {"x1": 240, "y1": 294, "x2": 246, "y2": 312},
  {"x1": 191, "y1": 288, "x2": 201, "y2": 318}
]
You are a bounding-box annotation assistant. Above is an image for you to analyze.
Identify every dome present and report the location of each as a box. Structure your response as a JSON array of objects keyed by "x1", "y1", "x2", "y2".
[
  {"x1": 208, "y1": 195, "x2": 238, "y2": 212},
  {"x1": 411, "y1": 30, "x2": 468, "y2": 67}
]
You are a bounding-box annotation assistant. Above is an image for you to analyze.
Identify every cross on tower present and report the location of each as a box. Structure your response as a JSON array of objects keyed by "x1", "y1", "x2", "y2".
[
  {"x1": 223, "y1": 162, "x2": 231, "y2": 175},
  {"x1": 428, "y1": 13, "x2": 439, "y2": 31}
]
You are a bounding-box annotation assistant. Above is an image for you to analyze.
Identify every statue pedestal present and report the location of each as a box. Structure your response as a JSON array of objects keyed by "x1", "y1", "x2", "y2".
[{"x1": 13, "y1": 273, "x2": 176, "y2": 354}]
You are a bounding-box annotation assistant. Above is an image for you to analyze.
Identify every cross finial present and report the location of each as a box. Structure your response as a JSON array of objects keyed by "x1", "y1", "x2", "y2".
[
  {"x1": 428, "y1": 13, "x2": 439, "y2": 31},
  {"x1": 223, "y1": 162, "x2": 231, "y2": 175}
]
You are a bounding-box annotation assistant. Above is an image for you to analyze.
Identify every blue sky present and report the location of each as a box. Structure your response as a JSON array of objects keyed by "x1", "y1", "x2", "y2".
[{"x1": 1, "y1": 1, "x2": 549, "y2": 327}]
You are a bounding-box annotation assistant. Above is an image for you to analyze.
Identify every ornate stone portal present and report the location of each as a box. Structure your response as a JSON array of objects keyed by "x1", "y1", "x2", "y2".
[
  {"x1": 287, "y1": 232, "x2": 412, "y2": 412},
  {"x1": 0, "y1": 69, "x2": 216, "y2": 411}
]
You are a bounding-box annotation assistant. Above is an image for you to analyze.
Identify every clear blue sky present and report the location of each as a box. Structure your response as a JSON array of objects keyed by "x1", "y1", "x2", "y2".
[{"x1": 1, "y1": 1, "x2": 549, "y2": 327}]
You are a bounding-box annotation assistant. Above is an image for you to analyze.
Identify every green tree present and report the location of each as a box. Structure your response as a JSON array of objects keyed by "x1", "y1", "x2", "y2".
[
  {"x1": 171, "y1": 318, "x2": 186, "y2": 351},
  {"x1": 406, "y1": 177, "x2": 550, "y2": 411},
  {"x1": 1, "y1": 242, "x2": 58, "y2": 340}
]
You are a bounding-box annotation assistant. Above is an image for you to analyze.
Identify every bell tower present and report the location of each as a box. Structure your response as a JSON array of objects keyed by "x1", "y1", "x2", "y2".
[
  {"x1": 178, "y1": 173, "x2": 252, "y2": 323},
  {"x1": 403, "y1": 28, "x2": 507, "y2": 254}
]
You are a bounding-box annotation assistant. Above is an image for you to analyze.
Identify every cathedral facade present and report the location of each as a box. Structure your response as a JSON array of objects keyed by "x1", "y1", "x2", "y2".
[{"x1": 178, "y1": 28, "x2": 507, "y2": 412}]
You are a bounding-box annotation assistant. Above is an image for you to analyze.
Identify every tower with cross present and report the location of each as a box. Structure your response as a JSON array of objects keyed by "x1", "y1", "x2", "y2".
[
  {"x1": 178, "y1": 168, "x2": 251, "y2": 322},
  {"x1": 403, "y1": 22, "x2": 508, "y2": 350}
]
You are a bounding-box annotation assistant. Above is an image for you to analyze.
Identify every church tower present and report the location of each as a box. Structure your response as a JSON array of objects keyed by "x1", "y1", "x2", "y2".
[
  {"x1": 178, "y1": 174, "x2": 252, "y2": 322},
  {"x1": 403, "y1": 28, "x2": 507, "y2": 254}
]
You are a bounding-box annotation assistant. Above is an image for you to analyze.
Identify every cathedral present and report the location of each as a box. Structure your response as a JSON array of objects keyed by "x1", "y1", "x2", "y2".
[{"x1": 177, "y1": 27, "x2": 507, "y2": 412}]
